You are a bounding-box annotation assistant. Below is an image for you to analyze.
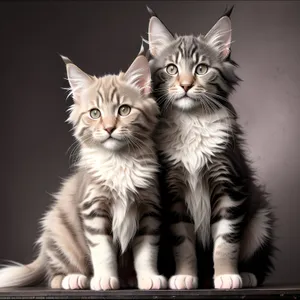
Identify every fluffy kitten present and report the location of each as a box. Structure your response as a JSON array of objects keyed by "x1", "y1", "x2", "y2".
[
  {"x1": 0, "y1": 54, "x2": 167, "y2": 290},
  {"x1": 146, "y1": 7, "x2": 276, "y2": 290}
]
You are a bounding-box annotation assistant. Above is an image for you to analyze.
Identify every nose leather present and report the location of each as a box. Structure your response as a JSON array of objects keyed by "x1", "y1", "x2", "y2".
[{"x1": 105, "y1": 127, "x2": 115, "y2": 134}]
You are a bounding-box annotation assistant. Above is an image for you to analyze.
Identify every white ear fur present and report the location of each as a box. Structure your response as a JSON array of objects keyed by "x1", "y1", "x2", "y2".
[
  {"x1": 205, "y1": 16, "x2": 232, "y2": 59},
  {"x1": 61, "y1": 55, "x2": 92, "y2": 97},
  {"x1": 148, "y1": 16, "x2": 174, "y2": 57},
  {"x1": 124, "y1": 55, "x2": 151, "y2": 96}
]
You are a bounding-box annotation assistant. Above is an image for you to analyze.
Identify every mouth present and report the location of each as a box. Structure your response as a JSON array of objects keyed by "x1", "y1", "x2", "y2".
[{"x1": 173, "y1": 96, "x2": 200, "y2": 110}]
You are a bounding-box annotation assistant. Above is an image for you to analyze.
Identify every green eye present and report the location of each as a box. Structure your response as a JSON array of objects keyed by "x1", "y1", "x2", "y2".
[
  {"x1": 166, "y1": 64, "x2": 178, "y2": 75},
  {"x1": 195, "y1": 64, "x2": 209, "y2": 75},
  {"x1": 90, "y1": 108, "x2": 101, "y2": 119},
  {"x1": 118, "y1": 105, "x2": 131, "y2": 116}
]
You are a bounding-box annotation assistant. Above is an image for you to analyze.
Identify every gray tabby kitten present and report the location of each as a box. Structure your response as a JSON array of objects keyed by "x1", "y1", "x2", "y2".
[
  {"x1": 147, "y1": 8, "x2": 275, "y2": 290},
  {"x1": 0, "y1": 54, "x2": 167, "y2": 290}
]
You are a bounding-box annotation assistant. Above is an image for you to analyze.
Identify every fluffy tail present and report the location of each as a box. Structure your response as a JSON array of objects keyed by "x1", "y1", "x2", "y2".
[{"x1": 0, "y1": 254, "x2": 45, "y2": 288}]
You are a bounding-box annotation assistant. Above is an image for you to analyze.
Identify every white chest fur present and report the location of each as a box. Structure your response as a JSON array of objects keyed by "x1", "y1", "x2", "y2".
[
  {"x1": 79, "y1": 147, "x2": 158, "y2": 252},
  {"x1": 158, "y1": 108, "x2": 232, "y2": 247}
]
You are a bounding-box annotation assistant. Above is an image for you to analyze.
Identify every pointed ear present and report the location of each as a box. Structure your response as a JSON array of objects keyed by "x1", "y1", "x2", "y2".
[
  {"x1": 205, "y1": 16, "x2": 232, "y2": 59},
  {"x1": 60, "y1": 55, "x2": 92, "y2": 97},
  {"x1": 148, "y1": 16, "x2": 174, "y2": 57},
  {"x1": 124, "y1": 55, "x2": 151, "y2": 96}
]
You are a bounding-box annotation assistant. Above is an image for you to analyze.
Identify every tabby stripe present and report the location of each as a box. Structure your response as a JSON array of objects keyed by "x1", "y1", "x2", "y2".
[
  {"x1": 175, "y1": 50, "x2": 180, "y2": 64},
  {"x1": 137, "y1": 225, "x2": 160, "y2": 236},
  {"x1": 171, "y1": 235, "x2": 185, "y2": 246},
  {"x1": 178, "y1": 39, "x2": 185, "y2": 58},
  {"x1": 194, "y1": 52, "x2": 200, "y2": 63},
  {"x1": 97, "y1": 91, "x2": 104, "y2": 105},
  {"x1": 189, "y1": 43, "x2": 197, "y2": 59},
  {"x1": 46, "y1": 240, "x2": 70, "y2": 271},
  {"x1": 145, "y1": 201, "x2": 161, "y2": 213},
  {"x1": 59, "y1": 210, "x2": 80, "y2": 246},
  {"x1": 81, "y1": 196, "x2": 107, "y2": 211},
  {"x1": 133, "y1": 122, "x2": 149, "y2": 132},
  {"x1": 170, "y1": 196, "x2": 183, "y2": 206},
  {"x1": 134, "y1": 106, "x2": 155, "y2": 125},
  {"x1": 223, "y1": 232, "x2": 241, "y2": 244},
  {"x1": 110, "y1": 87, "x2": 117, "y2": 103},
  {"x1": 82, "y1": 210, "x2": 111, "y2": 220},
  {"x1": 74, "y1": 112, "x2": 85, "y2": 127},
  {"x1": 210, "y1": 82, "x2": 227, "y2": 95},
  {"x1": 139, "y1": 211, "x2": 161, "y2": 223},
  {"x1": 85, "y1": 236, "x2": 98, "y2": 247},
  {"x1": 78, "y1": 126, "x2": 88, "y2": 138},
  {"x1": 170, "y1": 212, "x2": 193, "y2": 224},
  {"x1": 83, "y1": 189, "x2": 93, "y2": 202},
  {"x1": 84, "y1": 224, "x2": 111, "y2": 235},
  {"x1": 212, "y1": 67, "x2": 230, "y2": 83}
]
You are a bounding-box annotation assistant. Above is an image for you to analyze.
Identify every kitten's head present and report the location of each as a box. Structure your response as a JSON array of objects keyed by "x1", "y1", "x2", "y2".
[
  {"x1": 147, "y1": 7, "x2": 240, "y2": 113},
  {"x1": 62, "y1": 54, "x2": 159, "y2": 152}
]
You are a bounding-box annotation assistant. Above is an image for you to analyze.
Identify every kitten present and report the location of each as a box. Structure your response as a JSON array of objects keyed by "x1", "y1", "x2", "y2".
[
  {"x1": 0, "y1": 53, "x2": 167, "y2": 290},
  {"x1": 146, "y1": 7, "x2": 276, "y2": 290}
]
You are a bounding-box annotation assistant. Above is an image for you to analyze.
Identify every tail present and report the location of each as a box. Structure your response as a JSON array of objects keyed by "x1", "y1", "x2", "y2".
[{"x1": 0, "y1": 254, "x2": 45, "y2": 288}]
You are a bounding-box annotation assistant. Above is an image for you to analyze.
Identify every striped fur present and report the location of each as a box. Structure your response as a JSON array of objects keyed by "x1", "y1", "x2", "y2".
[
  {"x1": 147, "y1": 9, "x2": 276, "y2": 290},
  {"x1": 0, "y1": 54, "x2": 167, "y2": 290}
]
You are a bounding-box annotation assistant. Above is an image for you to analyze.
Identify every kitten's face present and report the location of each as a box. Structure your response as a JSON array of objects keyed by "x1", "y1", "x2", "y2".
[
  {"x1": 149, "y1": 15, "x2": 239, "y2": 112},
  {"x1": 64, "y1": 56, "x2": 158, "y2": 152}
]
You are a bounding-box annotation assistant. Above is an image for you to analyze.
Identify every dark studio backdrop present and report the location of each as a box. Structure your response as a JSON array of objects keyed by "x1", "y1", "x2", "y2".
[{"x1": 0, "y1": 0, "x2": 299, "y2": 286}]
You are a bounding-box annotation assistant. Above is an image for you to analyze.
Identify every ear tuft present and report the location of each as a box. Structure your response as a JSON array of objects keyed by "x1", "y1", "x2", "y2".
[
  {"x1": 222, "y1": 5, "x2": 234, "y2": 18},
  {"x1": 124, "y1": 55, "x2": 151, "y2": 96},
  {"x1": 59, "y1": 54, "x2": 73, "y2": 65},
  {"x1": 146, "y1": 5, "x2": 157, "y2": 17},
  {"x1": 138, "y1": 37, "x2": 146, "y2": 56}
]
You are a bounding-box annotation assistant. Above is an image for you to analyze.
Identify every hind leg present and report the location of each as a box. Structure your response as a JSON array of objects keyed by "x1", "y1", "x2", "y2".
[{"x1": 239, "y1": 207, "x2": 275, "y2": 287}]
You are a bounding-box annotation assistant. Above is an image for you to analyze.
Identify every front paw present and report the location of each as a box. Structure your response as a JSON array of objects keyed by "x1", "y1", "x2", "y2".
[
  {"x1": 137, "y1": 274, "x2": 167, "y2": 290},
  {"x1": 90, "y1": 276, "x2": 120, "y2": 291},
  {"x1": 214, "y1": 274, "x2": 242, "y2": 289},
  {"x1": 169, "y1": 275, "x2": 198, "y2": 290}
]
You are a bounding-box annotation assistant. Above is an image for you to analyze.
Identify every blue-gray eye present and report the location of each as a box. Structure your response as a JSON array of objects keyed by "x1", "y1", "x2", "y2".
[
  {"x1": 195, "y1": 64, "x2": 209, "y2": 75},
  {"x1": 166, "y1": 64, "x2": 178, "y2": 75},
  {"x1": 118, "y1": 105, "x2": 131, "y2": 116},
  {"x1": 90, "y1": 108, "x2": 101, "y2": 119}
]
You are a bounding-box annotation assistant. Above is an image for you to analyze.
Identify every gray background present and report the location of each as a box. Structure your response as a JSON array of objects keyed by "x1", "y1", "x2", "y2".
[{"x1": 0, "y1": 0, "x2": 299, "y2": 286}]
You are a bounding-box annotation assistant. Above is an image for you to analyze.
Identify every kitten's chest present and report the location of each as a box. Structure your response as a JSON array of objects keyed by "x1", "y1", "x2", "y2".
[
  {"x1": 159, "y1": 110, "x2": 231, "y2": 174},
  {"x1": 81, "y1": 149, "x2": 156, "y2": 194}
]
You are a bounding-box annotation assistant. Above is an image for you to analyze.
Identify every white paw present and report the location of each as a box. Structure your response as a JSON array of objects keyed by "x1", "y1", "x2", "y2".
[
  {"x1": 90, "y1": 276, "x2": 120, "y2": 291},
  {"x1": 61, "y1": 274, "x2": 89, "y2": 290},
  {"x1": 240, "y1": 272, "x2": 257, "y2": 288},
  {"x1": 137, "y1": 275, "x2": 167, "y2": 290},
  {"x1": 169, "y1": 275, "x2": 198, "y2": 290},
  {"x1": 214, "y1": 274, "x2": 242, "y2": 289}
]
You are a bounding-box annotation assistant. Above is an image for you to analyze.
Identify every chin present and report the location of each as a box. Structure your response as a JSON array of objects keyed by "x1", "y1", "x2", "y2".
[
  {"x1": 173, "y1": 97, "x2": 200, "y2": 111},
  {"x1": 102, "y1": 138, "x2": 125, "y2": 151}
]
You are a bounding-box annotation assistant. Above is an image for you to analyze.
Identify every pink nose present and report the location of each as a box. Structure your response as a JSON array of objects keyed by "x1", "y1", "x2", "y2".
[
  {"x1": 105, "y1": 127, "x2": 115, "y2": 134},
  {"x1": 181, "y1": 84, "x2": 193, "y2": 92}
]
